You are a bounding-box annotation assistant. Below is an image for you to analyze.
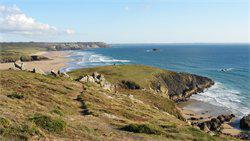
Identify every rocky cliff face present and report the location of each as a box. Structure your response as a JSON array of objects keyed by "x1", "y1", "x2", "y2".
[
  {"x1": 151, "y1": 72, "x2": 214, "y2": 102},
  {"x1": 45, "y1": 42, "x2": 109, "y2": 51}
]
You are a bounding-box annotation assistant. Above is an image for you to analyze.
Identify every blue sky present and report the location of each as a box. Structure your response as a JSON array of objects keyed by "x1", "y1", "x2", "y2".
[{"x1": 0, "y1": 0, "x2": 249, "y2": 43}]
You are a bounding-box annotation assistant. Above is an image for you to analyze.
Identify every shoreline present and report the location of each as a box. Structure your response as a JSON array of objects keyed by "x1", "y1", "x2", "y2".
[
  {"x1": 177, "y1": 98, "x2": 243, "y2": 137},
  {"x1": 0, "y1": 51, "x2": 71, "y2": 73}
]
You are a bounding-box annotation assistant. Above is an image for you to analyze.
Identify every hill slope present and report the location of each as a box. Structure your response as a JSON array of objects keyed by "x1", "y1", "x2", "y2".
[{"x1": 0, "y1": 65, "x2": 237, "y2": 140}]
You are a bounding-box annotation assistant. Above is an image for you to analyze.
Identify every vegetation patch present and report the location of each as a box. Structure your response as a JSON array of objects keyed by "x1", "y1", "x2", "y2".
[
  {"x1": 120, "y1": 124, "x2": 163, "y2": 135},
  {"x1": 120, "y1": 80, "x2": 141, "y2": 90},
  {"x1": 7, "y1": 92, "x2": 24, "y2": 99},
  {"x1": 0, "y1": 122, "x2": 43, "y2": 141},
  {"x1": 29, "y1": 114, "x2": 66, "y2": 132},
  {"x1": 0, "y1": 117, "x2": 11, "y2": 128},
  {"x1": 51, "y1": 109, "x2": 63, "y2": 116}
]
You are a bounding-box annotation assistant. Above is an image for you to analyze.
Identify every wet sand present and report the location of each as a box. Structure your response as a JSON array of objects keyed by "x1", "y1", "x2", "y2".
[{"x1": 0, "y1": 51, "x2": 71, "y2": 73}]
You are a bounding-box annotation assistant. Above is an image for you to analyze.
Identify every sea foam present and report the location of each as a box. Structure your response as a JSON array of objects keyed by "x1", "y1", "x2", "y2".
[
  {"x1": 191, "y1": 82, "x2": 249, "y2": 116},
  {"x1": 62, "y1": 51, "x2": 130, "y2": 72}
]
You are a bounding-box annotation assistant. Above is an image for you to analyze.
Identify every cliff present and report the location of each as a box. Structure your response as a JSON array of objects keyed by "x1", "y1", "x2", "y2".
[{"x1": 70, "y1": 65, "x2": 214, "y2": 102}]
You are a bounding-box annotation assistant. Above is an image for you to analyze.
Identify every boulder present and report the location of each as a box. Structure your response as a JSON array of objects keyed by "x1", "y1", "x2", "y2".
[
  {"x1": 79, "y1": 75, "x2": 95, "y2": 83},
  {"x1": 209, "y1": 118, "x2": 221, "y2": 131},
  {"x1": 215, "y1": 114, "x2": 235, "y2": 123},
  {"x1": 198, "y1": 122, "x2": 210, "y2": 132},
  {"x1": 196, "y1": 114, "x2": 235, "y2": 132},
  {"x1": 51, "y1": 69, "x2": 58, "y2": 77},
  {"x1": 79, "y1": 76, "x2": 88, "y2": 83},
  {"x1": 217, "y1": 115, "x2": 225, "y2": 123},
  {"x1": 78, "y1": 73, "x2": 113, "y2": 91},
  {"x1": 92, "y1": 72, "x2": 100, "y2": 78},
  {"x1": 87, "y1": 76, "x2": 95, "y2": 83},
  {"x1": 101, "y1": 82, "x2": 112, "y2": 91},
  {"x1": 32, "y1": 68, "x2": 45, "y2": 75},
  {"x1": 14, "y1": 61, "x2": 25, "y2": 70},
  {"x1": 240, "y1": 114, "x2": 250, "y2": 130}
]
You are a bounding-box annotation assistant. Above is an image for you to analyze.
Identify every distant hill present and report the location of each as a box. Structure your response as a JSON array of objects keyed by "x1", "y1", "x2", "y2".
[{"x1": 0, "y1": 42, "x2": 109, "y2": 63}]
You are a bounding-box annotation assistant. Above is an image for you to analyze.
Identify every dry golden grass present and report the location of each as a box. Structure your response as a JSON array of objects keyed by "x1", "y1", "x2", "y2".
[{"x1": 0, "y1": 66, "x2": 239, "y2": 140}]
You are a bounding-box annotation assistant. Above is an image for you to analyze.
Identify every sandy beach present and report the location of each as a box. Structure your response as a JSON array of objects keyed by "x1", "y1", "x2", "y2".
[
  {"x1": 0, "y1": 51, "x2": 71, "y2": 72},
  {"x1": 178, "y1": 99, "x2": 242, "y2": 136}
]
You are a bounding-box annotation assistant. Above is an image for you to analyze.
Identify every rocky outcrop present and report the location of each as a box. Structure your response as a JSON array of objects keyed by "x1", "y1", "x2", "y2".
[
  {"x1": 51, "y1": 70, "x2": 59, "y2": 77},
  {"x1": 50, "y1": 70, "x2": 70, "y2": 78},
  {"x1": 152, "y1": 72, "x2": 214, "y2": 102},
  {"x1": 193, "y1": 114, "x2": 235, "y2": 132},
  {"x1": 240, "y1": 114, "x2": 250, "y2": 130},
  {"x1": 78, "y1": 72, "x2": 113, "y2": 91}
]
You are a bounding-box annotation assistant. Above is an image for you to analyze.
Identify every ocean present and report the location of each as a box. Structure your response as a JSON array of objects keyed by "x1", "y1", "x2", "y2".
[{"x1": 62, "y1": 44, "x2": 250, "y2": 116}]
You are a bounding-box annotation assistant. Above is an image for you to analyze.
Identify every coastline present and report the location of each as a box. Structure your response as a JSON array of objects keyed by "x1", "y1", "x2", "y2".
[
  {"x1": 178, "y1": 98, "x2": 243, "y2": 136},
  {"x1": 0, "y1": 51, "x2": 71, "y2": 73}
]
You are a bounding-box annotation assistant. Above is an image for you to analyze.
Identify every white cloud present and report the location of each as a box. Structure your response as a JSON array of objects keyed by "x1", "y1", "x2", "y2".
[
  {"x1": 65, "y1": 29, "x2": 75, "y2": 34},
  {"x1": 0, "y1": 4, "x2": 75, "y2": 36}
]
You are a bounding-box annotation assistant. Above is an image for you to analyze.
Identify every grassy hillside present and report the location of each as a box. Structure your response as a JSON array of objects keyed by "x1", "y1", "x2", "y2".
[
  {"x1": 0, "y1": 42, "x2": 109, "y2": 63},
  {"x1": 0, "y1": 65, "x2": 238, "y2": 140},
  {"x1": 0, "y1": 43, "x2": 47, "y2": 63}
]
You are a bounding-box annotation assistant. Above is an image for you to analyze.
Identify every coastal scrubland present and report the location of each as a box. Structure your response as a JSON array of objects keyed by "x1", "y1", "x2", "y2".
[{"x1": 0, "y1": 65, "x2": 239, "y2": 140}]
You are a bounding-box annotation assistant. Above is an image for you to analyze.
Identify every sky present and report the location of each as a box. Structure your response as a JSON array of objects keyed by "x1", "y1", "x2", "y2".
[{"x1": 0, "y1": 0, "x2": 249, "y2": 43}]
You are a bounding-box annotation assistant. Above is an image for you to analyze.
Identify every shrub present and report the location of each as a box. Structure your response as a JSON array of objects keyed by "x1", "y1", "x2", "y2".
[
  {"x1": 121, "y1": 80, "x2": 141, "y2": 90},
  {"x1": 0, "y1": 117, "x2": 11, "y2": 127},
  {"x1": 7, "y1": 93, "x2": 24, "y2": 99},
  {"x1": 20, "y1": 55, "x2": 32, "y2": 62},
  {"x1": 120, "y1": 124, "x2": 163, "y2": 134},
  {"x1": 29, "y1": 114, "x2": 66, "y2": 132}
]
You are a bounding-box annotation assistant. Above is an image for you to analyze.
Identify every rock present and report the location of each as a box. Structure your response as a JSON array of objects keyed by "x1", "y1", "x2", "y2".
[
  {"x1": 79, "y1": 75, "x2": 95, "y2": 83},
  {"x1": 189, "y1": 117, "x2": 199, "y2": 120},
  {"x1": 100, "y1": 81, "x2": 112, "y2": 91},
  {"x1": 92, "y1": 72, "x2": 100, "y2": 78},
  {"x1": 209, "y1": 118, "x2": 221, "y2": 131},
  {"x1": 198, "y1": 122, "x2": 210, "y2": 132},
  {"x1": 196, "y1": 114, "x2": 235, "y2": 132},
  {"x1": 61, "y1": 72, "x2": 70, "y2": 78},
  {"x1": 78, "y1": 73, "x2": 113, "y2": 91},
  {"x1": 14, "y1": 61, "x2": 25, "y2": 70},
  {"x1": 217, "y1": 115, "x2": 225, "y2": 123},
  {"x1": 32, "y1": 68, "x2": 45, "y2": 75},
  {"x1": 87, "y1": 76, "x2": 95, "y2": 83},
  {"x1": 79, "y1": 76, "x2": 88, "y2": 83},
  {"x1": 51, "y1": 69, "x2": 58, "y2": 77},
  {"x1": 223, "y1": 114, "x2": 235, "y2": 122},
  {"x1": 240, "y1": 114, "x2": 250, "y2": 130}
]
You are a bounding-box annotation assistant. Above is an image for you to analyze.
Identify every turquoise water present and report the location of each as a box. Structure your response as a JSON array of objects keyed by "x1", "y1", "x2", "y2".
[{"x1": 63, "y1": 44, "x2": 250, "y2": 116}]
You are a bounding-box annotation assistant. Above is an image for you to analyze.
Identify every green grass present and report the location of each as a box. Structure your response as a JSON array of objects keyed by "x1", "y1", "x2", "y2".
[
  {"x1": 69, "y1": 65, "x2": 165, "y2": 89},
  {"x1": 7, "y1": 92, "x2": 24, "y2": 99},
  {"x1": 120, "y1": 124, "x2": 164, "y2": 134},
  {"x1": 29, "y1": 114, "x2": 66, "y2": 133},
  {"x1": 0, "y1": 43, "x2": 47, "y2": 63}
]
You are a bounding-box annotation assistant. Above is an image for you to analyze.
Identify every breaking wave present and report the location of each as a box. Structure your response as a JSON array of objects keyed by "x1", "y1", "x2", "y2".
[
  {"x1": 191, "y1": 82, "x2": 249, "y2": 116},
  {"x1": 62, "y1": 51, "x2": 130, "y2": 72}
]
